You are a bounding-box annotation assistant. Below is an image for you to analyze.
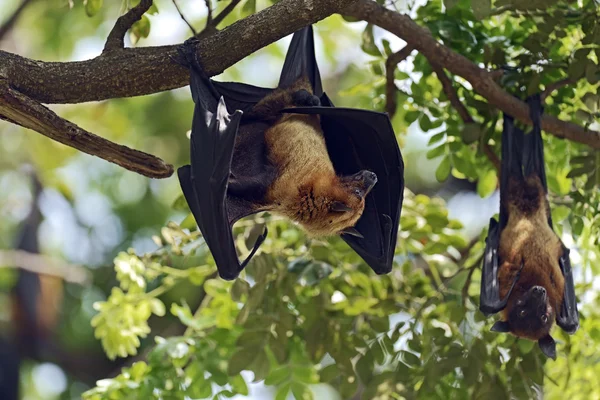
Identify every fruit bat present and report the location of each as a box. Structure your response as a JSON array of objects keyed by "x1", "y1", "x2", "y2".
[
  {"x1": 479, "y1": 94, "x2": 579, "y2": 359},
  {"x1": 176, "y1": 26, "x2": 404, "y2": 280}
]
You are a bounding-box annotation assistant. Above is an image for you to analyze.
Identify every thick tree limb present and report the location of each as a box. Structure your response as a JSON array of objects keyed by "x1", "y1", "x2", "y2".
[
  {"x1": 1, "y1": 0, "x2": 352, "y2": 105},
  {"x1": 0, "y1": 0, "x2": 35, "y2": 41},
  {"x1": 385, "y1": 46, "x2": 414, "y2": 117},
  {"x1": 0, "y1": 79, "x2": 173, "y2": 178},
  {"x1": 103, "y1": 0, "x2": 153, "y2": 52},
  {"x1": 345, "y1": 0, "x2": 600, "y2": 149},
  {"x1": 431, "y1": 63, "x2": 501, "y2": 171}
]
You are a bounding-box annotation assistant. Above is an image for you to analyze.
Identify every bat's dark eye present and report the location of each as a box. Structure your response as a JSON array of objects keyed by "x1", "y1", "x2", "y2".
[
  {"x1": 519, "y1": 310, "x2": 527, "y2": 318},
  {"x1": 354, "y1": 189, "x2": 362, "y2": 197},
  {"x1": 541, "y1": 315, "x2": 548, "y2": 323}
]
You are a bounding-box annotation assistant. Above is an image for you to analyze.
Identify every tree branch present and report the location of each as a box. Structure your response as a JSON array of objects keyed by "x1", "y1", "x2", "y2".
[
  {"x1": 211, "y1": 0, "x2": 242, "y2": 28},
  {"x1": 0, "y1": 249, "x2": 90, "y2": 284},
  {"x1": 385, "y1": 46, "x2": 414, "y2": 117},
  {"x1": 430, "y1": 63, "x2": 501, "y2": 171},
  {"x1": 205, "y1": 0, "x2": 213, "y2": 26},
  {"x1": 1, "y1": 0, "x2": 352, "y2": 104},
  {"x1": 345, "y1": 0, "x2": 600, "y2": 150},
  {"x1": 0, "y1": 78, "x2": 173, "y2": 178},
  {"x1": 541, "y1": 78, "x2": 575, "y2": 102},
  {"x1": 103, "y1": 0, "x2": 153, "y2": 52},
  {"x1": 172, "y1": 0, "x2": 197, "y2": 35},
  {"x1": 0, "y1": 0, "x2": 35, "y2": 41}
]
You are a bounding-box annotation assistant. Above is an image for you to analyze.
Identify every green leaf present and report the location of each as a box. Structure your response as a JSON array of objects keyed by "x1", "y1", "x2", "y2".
[
  {"x1": 419, "y1": 113, "x2": 433, "y2": 132},
  {"x1": 250, "y1": 350, "x2": 270, "y2": 382},
  {"x1": 435, "y1": 156, "x2": 452, "y2": 182},
  {"x1": 405, "y1": 110, "x2": 420, "y2": 124},
  {"x1": 400, "y1": 351, "x2": 421, "y2": 367},
  {"x1": 85, "y1": 0, "x2": 103, "y2": 17},
  {"x1": 231, "y1": 279, "x2": 250, "y2": 301},
  {"x1": 444, "y1": 0, "x2": 460, "y2": 9},
  {"x1": 265, "y1": 367, "x2": 290, "y2": 386},
  {"x1": 227, "y1": 347, "x2": 257, "y2": 376},
  {"x1": 275, "y1": 383, "x2": 291, "y2": 400},
  {"x1": 172, "y1": 194, "x2": 189, "y2": 211},
  {"x1": 461, "y1": 123, "x2": 482, "y2": 144},
  {"x1": 320, "y1": 364, "x2": 339, "y2": 382},
  {"x1": 291, "y1": 382, "x2": 313, "y2": 400},
  {"x1": 426, "y1": 145, "x2": 446, "y2": 160},
  {"x1": 472, "y1": 0, "x2": 492, "y2": 20},
  {"x1": 242, "y1": 0, "x2": 256, "y2": 15},
  {"x1": 428, "y1": 131, "x2": 446, "y2": 146},
  {"x1": 477, "y1": 169, "x2": 497, "y2": 198},
  {"x1": 229, "y1": 375, "x2": 249, "y2": 396},
  {"x1": 130, "y1": 15, "x2": 151, "y2": 43},
  {"x1": 361, "y1": 24, "x2": 381, "y2": 57}
]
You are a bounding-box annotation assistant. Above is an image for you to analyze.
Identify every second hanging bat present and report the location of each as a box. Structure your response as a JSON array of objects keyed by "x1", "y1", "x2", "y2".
[
  {"x1": 479, "y1": 95, "x2": 579, "y2": 359},
  {"x1": 176, "y1": 26, "x2": 405, "y2": 280}
]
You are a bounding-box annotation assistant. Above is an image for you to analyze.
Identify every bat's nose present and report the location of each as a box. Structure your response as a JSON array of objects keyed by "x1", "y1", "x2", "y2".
[
  {"x1": 531, "y1": 286, "x2": 547, "y2": 302},
  {"x1": 532, "y1": 286, "x2": 546, "y2": 296}
]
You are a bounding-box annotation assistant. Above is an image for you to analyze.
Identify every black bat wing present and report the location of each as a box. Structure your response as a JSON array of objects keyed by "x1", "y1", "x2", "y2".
[
  {"x1": 479, "y1": 112, "x2": 525, "y2": 315},
  {"x1": 522, "y1": 95, "x2": 579, "y2": 334},
  {"x1": 177, "y1": 54, "x2": 268, "y2": 280},
  {"x1": 208, "y1": 25, "x2": 322, "y2": 113},
  {"x1": 282, "y1": 104, "x2": 404, "y2": 274}
]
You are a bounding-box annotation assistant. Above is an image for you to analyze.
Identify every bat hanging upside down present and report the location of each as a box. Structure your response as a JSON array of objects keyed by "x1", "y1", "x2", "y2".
[
  {"x1": 234, "y1": 77, "x2": 378, "y2": 238},
  {"x1": 479, "y1": 94, "x2": 579, "y2": 359},
  {"x1": 176, "y1": 26, "x2": 404, "y2": 280}
]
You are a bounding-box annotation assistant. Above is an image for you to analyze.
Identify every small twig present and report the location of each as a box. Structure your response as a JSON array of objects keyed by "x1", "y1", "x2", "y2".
[
  {"x1": 385, "y1": 46, "x2": 414, "y2": 117},
  {"x1": 541, "y1": 78, "x2": 575, "y2": 102},
  {"x1": 0, "y1": 0, "x2": 34, "y2": 40},
  {"x1": 0, "y1": 250, "x2": 90, "y2": 284},
  {"x1": 0, "y1": 78, "x2": 173, "y2": 178},
  {"x1": 431, "y1": 62, "x2": 501, "y2": 172},
  {"x1": 103, "y1": 0, "x2": 153, "y2": 52},
  {"x1": 431, "y1": 62, "x2": 473, "y2": 124},
  {"x1": 204, "y1": 0, "x2": 213, "y2": 26},
  {"x1": 210, "y1": 0, "x2": 243, "y2": 28},
  {"x1": 172, "y1": 0, "x2": 197, "y2": 35}
]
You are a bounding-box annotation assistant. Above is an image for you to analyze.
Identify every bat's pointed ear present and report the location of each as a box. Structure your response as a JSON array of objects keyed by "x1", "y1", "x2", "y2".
[
  {"x1": 331, "y1": 201, "x2": 352, "y2": 213},
  {"x1": 538, "y1": 335, "x2": 557, "y2": 360},
  {"x1": 490, "y1": 320, "x2": 510, "y2": 333},
  {"x1": 341, "y1": 227, "x2": 364, "y2": 238}
]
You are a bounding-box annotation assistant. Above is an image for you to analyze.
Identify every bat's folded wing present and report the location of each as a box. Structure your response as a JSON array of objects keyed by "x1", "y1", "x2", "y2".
[
  {"x1": 178, "y1": 98, "x2": 267, "y2": 280},
  {"x1": 479, "y1": 218, "x2": 521, "y2": 315},
  {"x1": 211, "y1": 81, "x2": 273, "y2": 114},
  {"x1": 557, "y1": 247, "x2": 579, "y2": 334},
  {"x1": 282, "y1": 105, "x2": 404, "y2": 274}
]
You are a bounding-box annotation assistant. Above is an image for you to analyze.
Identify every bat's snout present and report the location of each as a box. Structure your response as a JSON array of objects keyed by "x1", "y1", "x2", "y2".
[{"x1": 527, "y1": 285, "x2": 548, "y2": 308}]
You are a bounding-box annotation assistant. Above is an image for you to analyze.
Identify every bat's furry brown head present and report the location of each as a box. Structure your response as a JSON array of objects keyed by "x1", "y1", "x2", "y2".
[
  {"x1": 287, "y1": 170, "x2": 377, "y2": 237},
  {"x1": 491, "y1": 285, "x2": 557, "y2": 359}
]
